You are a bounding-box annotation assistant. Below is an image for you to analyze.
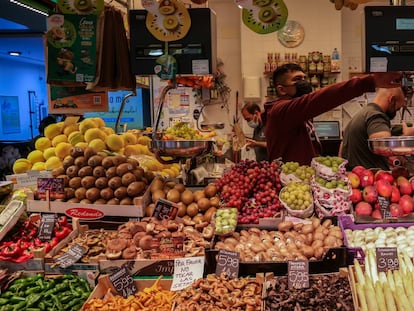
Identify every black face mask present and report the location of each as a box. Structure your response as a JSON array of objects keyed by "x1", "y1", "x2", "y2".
[
  {"x1": 386, "y1": 100, "x2": 397, "y2": 120},
  {"x1": 293, "y1": 80, "x2": 313, "y2": 98}
]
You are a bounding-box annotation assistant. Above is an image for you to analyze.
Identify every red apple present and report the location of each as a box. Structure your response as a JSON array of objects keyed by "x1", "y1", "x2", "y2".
[
  {"x1": 355, "y1": 201, "x2": 373, "y2": 216},
  {"x1": 350, "y1": 188, "x2": 362, "y2": 204},
  {"x1": 352, "y1": 165, "x2": 366, "y2": 178},
  {"x1": 391, "y1": 166, "x2": 409, "y2": 180},
  {"x1": 371, "y1": 209, "x2": 383, "y2": 219},
  {"x1": 362, "y1": 185, "x2": 378, "y2": 204},
  {"x1": 397, "y1": 176, "x2": 412, "y2": 196},
  {"x1": 390, "y1": 203, "x2": 404, "y2": 217},
  {"x1": 360, "y1": 169, "x2": 374, "y2": 188},
  {"x1": 399, "y1": 194, "x2": 414, "y2": 215},
  {"x1": 375, "y1": 179, "x2": 393, "y2": 198},
  {"x1": 410, "y1": 179, "x2": 414, "y2": 192},
  {"x1": 347, "y1": 172, "x2": 360, "y2": 189},
  {"x1": 390, "y1": 185, "x2": 401, "y2": 203},
  {"x1": 374, "y1": 170, "x2": 394, "y2": 184}
]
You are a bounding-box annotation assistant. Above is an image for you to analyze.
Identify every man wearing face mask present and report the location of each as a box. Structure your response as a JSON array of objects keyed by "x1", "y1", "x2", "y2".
[
  {"x1": 264, "y1": 63, "x2": 402, "y2": 165},
  {"x1": 241, "y1": 102, "x2": 268, "y2": 161},
  {"x1": 341, "y1": 87, "x2": 414, "y2": 170}
]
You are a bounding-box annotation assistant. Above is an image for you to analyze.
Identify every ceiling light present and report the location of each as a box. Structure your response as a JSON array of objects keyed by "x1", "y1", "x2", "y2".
[
  {"x1": 9, "y1": 0, "x2": 49, "y2": 16},
  {"x1": 8, "y1": 51, "x2": 21, "y2": 56}
]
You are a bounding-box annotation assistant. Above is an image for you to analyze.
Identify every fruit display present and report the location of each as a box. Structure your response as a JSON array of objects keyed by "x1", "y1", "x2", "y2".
[
  {"x1": 174, "y1": 273, "x2": 262, "y2": 311},
  {"x1": 280, "y1": 161, "x2": 316, "y2": 184},
  {"x1": 12, "y1": 117, "x2": 180, "y2": 179},
  {"x1": 39, "y1": 146, "x2": 153, "y2": 205},
  {"x1": 311, "y1": 156, "x2": 347, "y2": 180},
  {"x1": 83, "y1": 276, "x2": 175, "y2": 311},
  {"x1": 0, "y1": 273, "x2": 91, "y2": 310},
  {"x1": 264, "y1": 271, "x2": 353, "y2": 310},
  {"x1": 279, "y1": 181, "x2": 314, "y2": 218},
  {"x1": 214, "y1": 208, "x2": 237, "y2": 235},
  {"x1": 144, "y1": 177, "x2": 220, "y2": 223},
  {"x1": 216, "y1": 159, "x2": 282, "y2": 224},
  {"x1": 348, "y1": 165, "x2": 414, "y2": 220},
  {"x1": 161, "y1": 121, "x2": 216, "y2": 140},
  {"x1": 214, "y1": 218, "x2": 343, "y2": 262}
]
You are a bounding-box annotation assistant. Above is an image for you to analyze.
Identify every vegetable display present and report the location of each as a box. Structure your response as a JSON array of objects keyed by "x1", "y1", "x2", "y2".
[{"x1": 0, "y1": 274, "x2": 91, "y2": 311}]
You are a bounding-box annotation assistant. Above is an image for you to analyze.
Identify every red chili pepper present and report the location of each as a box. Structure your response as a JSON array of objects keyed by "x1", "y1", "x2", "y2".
[
  {"x1": 13, "y1": 253, "x2": 33, "y2": 263},
  {"x1": 1, "y1": 243, "x2": 22, "y2": 258},
  {"x1": 54, "y1": 226, "x2": 71, "y2": 240},
  {"x1": 57, "y1": 215, "x2": 68, "y2": 227}
]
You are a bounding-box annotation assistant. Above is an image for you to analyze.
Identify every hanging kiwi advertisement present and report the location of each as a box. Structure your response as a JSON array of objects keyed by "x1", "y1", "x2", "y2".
[{"x1": 46, "y1": 13, "x2": 97, "y2": 84}]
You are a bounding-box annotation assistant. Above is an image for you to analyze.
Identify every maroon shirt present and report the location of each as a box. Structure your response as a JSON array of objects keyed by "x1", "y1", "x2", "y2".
[{"x1": 264, "y1": 75, "x2": 376, "y2": 165}]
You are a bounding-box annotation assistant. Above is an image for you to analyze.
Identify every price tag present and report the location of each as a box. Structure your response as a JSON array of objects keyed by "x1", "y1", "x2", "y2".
[
  {"x1": 152, "y1": 198, "x2": 178, "y2": 220},
  {"x1": 215, "y1": 249, "x2": 239, "y2": 279},
  {"x1": 378, "y1": 196, "x2": 392, "y2": 219},
  {"x1": 38, "y1": 214, "x2": 56, "y2": 241},
  {"x1": 288, "y1": 260, "x2": 309, "y2": 289},
  {"x1": 376, "y1": 247, "x2": 399, "y2": 272},
  {"x1": 37, "y1": 178, "x2": 65, "y2": 200},
  {"x1": 55, "y1": 244, "x2": 86, "y2": 269},
  {"x1": 171, "y1": 256, "x2": 204, "y2": 291},
  {"x1": 109, "y1": 266, "x2": 137, "y2": 298}
]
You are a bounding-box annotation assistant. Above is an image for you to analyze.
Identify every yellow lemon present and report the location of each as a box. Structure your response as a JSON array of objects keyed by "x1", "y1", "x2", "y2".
[
  {"x1": 63, "y1": 123, "x2": 79, "y2": 136},
  {"x1": 45, "y1": 156, "x2": 62, "y2": 170},
  {"x1": 105, "y1": 134, "x2": 124, "y2": 152},
  {"x1": 68, "y1": 131, "x2": 85, "y2": 146},
  {"x1": 92, "y1": 117, "x2": 105, "y2": 128},
  {"x1": 12, "y1": 158, "x2": 32, "y2": 174},
  {"x1": 55, "y1": 142, "x2": 73, "y2": 159},
  {"x1": 52, "y1": 134, "x2": 68, "y2": 147},
  {"x1": 137, "y1": 135, "x2": 151, "y2": 145},
  {"x1": 84, "y1": 128, "x2": 107, "y2": 143},
  {"x1": 43, "y1": 147, "x2": 56, "y2": 160},
  {"x1": 88, "y1": 138, "x2": 106, "y2": 153},
  {"x1": 102, "y1": 127, "x2": 115, "y2": 136},
  {"x1": 35, "y1": 137, "x2": 52, "y2": 151},
  {"x1": 122, "y1": 132, "x2": 138, "y2": 146},
  {"x1": 27, "y1": 150, "x2": 45, "y2": 164},
  {"x1": 44, "y1": 123, "x2": 62, "y2": 140},
  {"x1": 79, "y1": 118, "x2": 98, "y2": 134},
  {"x1": 31, "y1": 162, "x2": 46, "y2": 171},
  {"x1": 75, "y1": 142, "x2": 88, "y2": 150}
]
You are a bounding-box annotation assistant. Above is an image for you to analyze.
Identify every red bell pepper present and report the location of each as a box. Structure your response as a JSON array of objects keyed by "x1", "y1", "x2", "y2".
[
  {"x1": 44, "y1": 237, "x2": 59, "y2": 253},
  {"x1": 54, "y1": 226, "x2": 71, "y2": 240},
  {"x1": 57, "y1": 215, "x2": 68, "y2": 227},
  {"x1": 0, "y1": 243, "x2": 22, "y2": 258}
]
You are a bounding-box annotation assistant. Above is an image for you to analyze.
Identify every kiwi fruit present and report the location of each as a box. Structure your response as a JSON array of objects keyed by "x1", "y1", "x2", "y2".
[
  {"x1": 68, "y1": 176, "x2": 82, "y2": 189},
  {"x1": 83, "y1": 147, "x2": 96, "y2": 160},
  {"x1": 132, "y1": 168, "x2": 145, "y2": 181},
  {"x1": 63, "y1": 155, "x2": 75, "y2": 169},
  {"x1": 88, "y1": 155, "x2": 104, "y2": 167},
  {"x1": 70, "y1": 146, "x2": 84, "y2": 158},
  {"x1": 107, "y1": 198, "x2": 120, "y2": 205},
  {"x1": 163, "y1": 15, "x2": 179, "y2": 31},
  {"x1": 78, "y1": 166, "x2": 93, "y2": 177},
  {"x1": 152, "y1": 189, "x2": 166, "y2": 203},
  {"x1": 114, "y1": 186, "x2": 128, "y2": 199},
  {"x1": 186, "y1": 202, "x2": 199, "y2": 217},
  {"x1": 80, "y1": 199, "x2": 92, "y2": 204},
  {"x1": 66, "y1": 165, "x2": 79, "y2": 178},
  {"x1": 122, "y1": 172, "x2": 136, "y2": 186},
  {"x1": 176, "y1": 202, "x2": 187, "y2": 217},
  {"x1": 112, "y1": 155, "x2": 127, "y2": 167},
  {"x1": 93, "y1": 166, "x2": 106, "y2": 178},
  {"x1": 94, "y1": 198, "x2": 107, "y2": 205},
  {"x1": 120, "y1": 197, "x2": 133, "y2": 205},
  {"x1": 64, "y1": 187, "x2": 75, "y2": 200},
  {"x1": 204, "y1": 183, "x2": 218, "y2": 198},
  {"x1": 108, "y1": 176, "x2": 122, "y2": 189},
  {"x1": 242, "y1": 0, "x2": 288, "y2": 34},
  {"x1": 193, "y1": 190, "x2": 205, "y2": 202},
  {"x1": 126, "y1": 158, "x2": 139, "y2": 169},
  {"x1": 166, "y1": 188, "x2": 180, "y2": 203},
  {"x1": 75, "y1": 187, "x2": 87, "y2": 200},
  {"x1": 74, "y1": 0, "x2": 93, "y2": 12},
  {"x1": 127, "y1": 181, "x2": 146, "y2": 197},
  {"x1": 197, "y1": 197, "x2": 211, "y2": 212},
  {"x1": 159, "y1": 1, "x2": 176, "y2": 15},
  {"x1": 181, "y1": 189, "x2": 194, "y2": 205},
  {"x1": 81, "y1": 176, "x2": 96, "y2": 189},
  {"x1": 106, "y1": 167, "x2": 117, "y2": 179},
  {"x1": 144, "y1": 171, "x2": 155, "y2": 183},
  {"x1": 116, "y1": 163, "x2": 134, "y2": 176},
  {"x1": 86, "y1": 187, "x2": 101, "y2": 202},
  {"x1": 95, "y1": 177, "x2": 109, "y2": 189},
  {"x1": 67, "y1": 197, "x2": 80, "y2": 203},
  {"x1": 74, "y1": 156, "x2": 87, "y2": 168},
  {"x1": 174, "y1": 183, "x2": 186, "y2": 193},
  {"x1": 57, "y1": 175, "x2": 70, "y2": 187},
  {"x1": 100, "y1": 187, "x2": 114, "y2": 200},
  {"x1": 102, "y1": 156, "x2": 114, "y2": 169},
  {"x1": 51, "y1": 167, "x2": 65, "y2": 177}
]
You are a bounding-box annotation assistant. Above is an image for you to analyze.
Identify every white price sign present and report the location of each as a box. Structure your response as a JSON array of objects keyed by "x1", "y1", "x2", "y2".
[{"x1": 171, "y1": 256, "x2": 204, "y2": 291}]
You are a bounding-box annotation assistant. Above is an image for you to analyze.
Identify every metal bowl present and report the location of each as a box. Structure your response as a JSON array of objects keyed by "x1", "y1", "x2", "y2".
[
  {"x1": 368, "y1": 136, "x2": 414, "y2": 156},
  {"x1": 151, "y1": 140, "x2": 214, "y2": 158}
]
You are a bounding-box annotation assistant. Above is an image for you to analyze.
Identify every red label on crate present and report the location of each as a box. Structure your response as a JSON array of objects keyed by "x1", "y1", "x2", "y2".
[{"x1": 65, "y1": 208, "x2": 104, "y2": 219}]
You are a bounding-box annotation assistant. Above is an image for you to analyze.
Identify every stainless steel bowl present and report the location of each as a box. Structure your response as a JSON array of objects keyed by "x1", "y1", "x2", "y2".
[
  {"x1": 368, "y1": 136, "x2": 414, "y2": 156},
  {"x1": 151, "y1": 140, "x2": 214, "y2": 158}
]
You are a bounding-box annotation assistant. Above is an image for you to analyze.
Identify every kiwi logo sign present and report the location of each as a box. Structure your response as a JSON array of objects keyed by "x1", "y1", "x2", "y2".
[{"x1": 65, "y1": 208, "x2": 105, "y2": 220}]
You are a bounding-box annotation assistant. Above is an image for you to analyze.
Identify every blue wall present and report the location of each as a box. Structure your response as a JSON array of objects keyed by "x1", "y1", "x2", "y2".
[{"x1": 0, "y1": 57, "x2": 47, "y2": 142}]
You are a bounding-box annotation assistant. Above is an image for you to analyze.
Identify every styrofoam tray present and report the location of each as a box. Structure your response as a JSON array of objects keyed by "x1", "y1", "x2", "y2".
[{"x1": 0, "y1": 200, "x2": 25, "y2": 242}]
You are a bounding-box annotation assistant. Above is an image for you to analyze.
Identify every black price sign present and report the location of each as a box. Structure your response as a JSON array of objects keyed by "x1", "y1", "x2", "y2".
[
  {"x1": 215, "y1": 249, "x2": 239, "y2": 279},
  {"x1": 152, "y1": 198, "x2": 178, "y2": 220},
  {"x1": 378, "y1": 196, "x2": 392, "y2": 219},
  {"x1": 109, "y1": 266, "x2": 137, "y2": 298},
  {"x1": 288, "y1": 260, "x2": 309, "y2": 289},
  {"x1": 376, "y1": 247, "x2": 399, "y2": 272},
  {"x1": 38, "y1": 214, "x2": 56, "y2": 241},
  {"x1": 37, "y1": 178, "x2": 65, "y2": 200},
  {"x1": 55, "y1": 244, "x2": 86, "y2": 269}
]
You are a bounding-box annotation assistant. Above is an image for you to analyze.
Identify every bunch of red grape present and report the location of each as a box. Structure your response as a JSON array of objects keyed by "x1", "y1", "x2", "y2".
[{"x1": 215, "y1": 160, "x2": 282, "y2": 224}]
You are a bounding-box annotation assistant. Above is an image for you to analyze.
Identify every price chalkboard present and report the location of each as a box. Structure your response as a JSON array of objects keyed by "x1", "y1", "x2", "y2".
[
  {"x1": 288, "y1": 260, "x2": 309, "y2": 289},
  {"x1": 109, "y1": 266, "x2": 137, "y2": 298},
  {"x1": 37, "y1": 178, "x2": 65, "y2": 200},
  {"x1": 378, "y1": 196, "x2": 392, "y2": 219},
  {"x1": 55, "y1": 243, "x2": 86, "y2": 269},
  {"x1": 376, "y1": 247, "x2": 399, "y2": 272},
  {"x1": 152, "y1": 198, "x2": 178, "y2": 220},
  {"x1": 215, "y1": 249, "x2": 239, "y2": 279},
  {"x1": 38, "y1": 214, "x2": 56, "y2": 241}
]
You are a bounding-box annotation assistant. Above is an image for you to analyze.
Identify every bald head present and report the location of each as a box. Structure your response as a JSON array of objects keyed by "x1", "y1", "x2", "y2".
[{"x1": 374, "y1": 87, "x2": 406, "y2": 116}]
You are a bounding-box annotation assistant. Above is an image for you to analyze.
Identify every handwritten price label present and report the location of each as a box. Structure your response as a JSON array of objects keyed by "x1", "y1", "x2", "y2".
[
  {"x1": 378, "y1": 196, "x2": 392, "y2": 219},
  {"x1": 288, "y1": 261, "x2": 309, "y2": 289},
  {"x1": 215, "y1": 249, "x2": 239, "y2": 279},
  {"x1": 376, "y1": 247, "x2": 399, "y2": 272},
  {"x1": 38, "y1": 213, "x2": 56, "y2": 241},
  {"x1": 55, "y1": 244, "x2": 86, "y2": 269},
  {"x1": 152, "y1": 199, "x2": 177, "y2": 220},
  {"x1": 109, "y1": 266, "x2": 137, "y2": 298}
]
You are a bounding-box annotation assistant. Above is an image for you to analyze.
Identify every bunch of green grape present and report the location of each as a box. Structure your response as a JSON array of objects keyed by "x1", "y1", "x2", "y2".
[
  {"x1": 314, "y1": 156, "x2": 344, "y2": 173},
  {"x1": 165, "y1": 122, "x2": 202, "y2": 139},
  {"x1": 282, "y1": 161, "x2": 315, "y2": 183},
  {"x1": 279, "y1": 181, "x2": 313, "y2": 210},
  {"x1": 315, "y1": 176, "x2": 349, "y2": 190}
]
